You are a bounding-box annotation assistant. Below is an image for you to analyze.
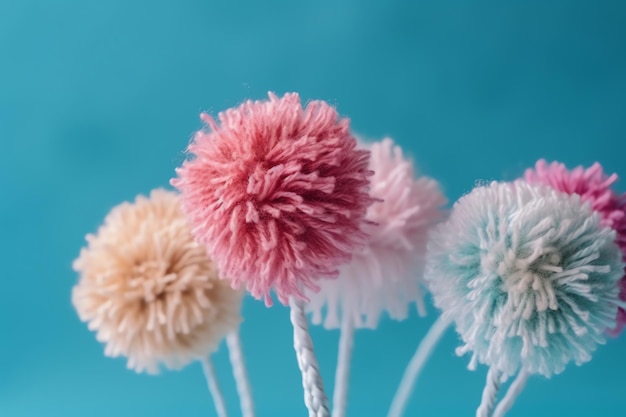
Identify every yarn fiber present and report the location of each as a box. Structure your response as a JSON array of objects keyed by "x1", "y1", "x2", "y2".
[
  {"x1": 306, "y1": 138, "x2": 447, "y2": 328},
  {"x1": 172, "y1": 92, "x2": 373, "y2": 305},
  {"x1": 72, "y1": 189, "x2": 243, "y2": 374},
  {"x1": 425, "y1": 181, "x2": 623, "y2": 377},
  {"x1": 525, "y1": 159, "x2": 626, "y2": 335}
]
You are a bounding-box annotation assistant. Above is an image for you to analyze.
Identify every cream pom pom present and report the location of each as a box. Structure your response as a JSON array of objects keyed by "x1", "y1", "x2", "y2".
[{"x1": 72, "y1": 189, "x2": 243, "y2": 374}]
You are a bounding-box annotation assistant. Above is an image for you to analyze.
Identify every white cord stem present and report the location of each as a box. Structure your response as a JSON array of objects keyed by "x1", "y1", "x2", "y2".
[
  {"x1": 476, "y1": 367, "x2": 501, "y2": 417},
  {"x1": 332, "y1": 313, "x2": 354, "y2": 417},
  {"x1": 289, "y1": 297, "x2": 331, "y2": 417},
  {"x1": 226, "y1": 331, "x2": 255, "y2": 417},
  {"x1": 387, "y1": 315, "x2": 450, "y2": 417},
  {"x1": 492, "y1": 369, "x2": 529, "y2": 417},
  {"x1": 201, "y1": 357, "x2": 229, "y2": 417}
]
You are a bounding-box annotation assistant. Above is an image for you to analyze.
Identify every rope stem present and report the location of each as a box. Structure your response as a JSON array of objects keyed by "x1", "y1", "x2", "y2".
[
  {"x1": 226, "y1": 331, "x2": 255, "y2": 417},
  {"x1": 476, "y1": 367, "x2": 501, "y2": 417},
  {"x1": 387, "y1": 315, "x2": 450, "y2": 417},
  {"x1": 200, "y1": 357, "x2": 229, "y2": 417},
  {"x1": 289, "y1": 297, "x2": 330, "y2": 417},
  {"x1": 493, "y1": 369, "x2": 529, "y2": 417},
  {"x1": 332, "y1": 313, "x2": 354, "y2": 417}
]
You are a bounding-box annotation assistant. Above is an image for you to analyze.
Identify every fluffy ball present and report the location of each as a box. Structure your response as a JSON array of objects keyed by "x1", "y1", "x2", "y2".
[
  {"x1": 72, "y1": 189, "x2": 243, "y2": 374},
  {"x1": 425, "y1": 181, "x2": 623, "y2": 378},
  {"x1": 525, "y1": 159, "x2": 626, "y2": 334},
  {"x1": 306, "y1": 138, "x2": 447, "y2": 329},
  {"x1": 172, "y1": 92, "x2": 373, "y2": 305}
]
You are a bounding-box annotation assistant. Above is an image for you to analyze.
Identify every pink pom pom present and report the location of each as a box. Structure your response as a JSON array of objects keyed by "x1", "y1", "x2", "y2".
[
  {"x1": 524, "y1": 159, "x2": 626, "y2": 335},
  {"x1": 306, "y1": 137, "x2": 447, "y2": 329},
  {"x1": 172, "y1": 92, "x2": 374, "y2": 306}
]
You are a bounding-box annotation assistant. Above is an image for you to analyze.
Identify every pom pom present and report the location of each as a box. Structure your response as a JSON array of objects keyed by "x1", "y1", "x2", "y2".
[
  {"x1": 172, "y1": 92, "x2": 374, "y2": 305},
  {"x1": 72, "y1": 189, "x2": 243, "y2": 374},
  {"x1": 525, "y1": 159, "x2": 626, "y2": 334},
  {"x1": 306, "y1": 138, "x2": 447, "y2": 328},
  {"x1": 425, "y1": 181, "x2": 623, "y2": 378}
]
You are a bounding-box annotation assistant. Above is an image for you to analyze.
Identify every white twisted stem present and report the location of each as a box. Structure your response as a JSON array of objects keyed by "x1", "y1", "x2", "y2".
[
  {"x1": 200, "y1": 357, "x2": 229, "y2": 417},
  {"x1": 226, "y1": 331, "x2": 255, "y2": 417},
  {"x1": 387, "y1": 315, "x2": 450, "y2": 417},
  {"x1": 476, "y1": 367, "x2": 502, "y2": 417},
  {"x1": 492, "y1": 369, "x2": 529, "y2": 417},
  {"x1": 289, "y1": 297, "x2": 331, "y2": 417},
  {"x1": 332, "y1": 313, "x2": 354, "y2": 417}
]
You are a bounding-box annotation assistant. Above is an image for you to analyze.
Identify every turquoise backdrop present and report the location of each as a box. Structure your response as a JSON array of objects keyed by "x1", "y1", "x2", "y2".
[{"x1": 1, "y1": 1, "x2": 625, "y2": 416}]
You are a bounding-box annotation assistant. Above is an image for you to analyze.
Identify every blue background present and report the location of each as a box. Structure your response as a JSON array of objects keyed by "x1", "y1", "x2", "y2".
[{"x1": 1, "y1": 1, "x2": 625, "y2": 416}]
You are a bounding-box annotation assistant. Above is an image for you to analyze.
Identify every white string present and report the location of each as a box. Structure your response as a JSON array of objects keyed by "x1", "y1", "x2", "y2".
[
  {"x1": 387, "y1": 315, "x2": 450, "y2": 417},
  {"x1": 200, "y1": 357, "x2": 229, "y2": 417},
  {"x1": 492, "y1": 369, "x2": 529, "y2": 417},
  {"x1": 226, "y1": 331, "x2": 255, "y2": 417},
  {"x1": 289, "y1": 297, "x2": 331, "y2": 417},
  {"x1": 331, "y1": 313, "x2": 354, "y2": 417},
  {"x1": 476, "y1": 367, "x2": 501, "y2": 417}
]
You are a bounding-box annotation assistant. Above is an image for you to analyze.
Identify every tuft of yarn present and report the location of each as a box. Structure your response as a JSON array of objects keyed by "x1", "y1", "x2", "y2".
[
  {"x1": 425, "y1": 181, "x2": 623, "y2": 378},
  {"x1": 72, "y1": 189, "x2": 243, "y2": 374},
  {"x1": 172, "y1": 92, "x2": 374, "y2": 305},
  {"x1": 306, "y1": 138, "x2": 447, "y2": 328},
  {"x1": 525, "y1": 159, "x2": 626, "y2": 335}
]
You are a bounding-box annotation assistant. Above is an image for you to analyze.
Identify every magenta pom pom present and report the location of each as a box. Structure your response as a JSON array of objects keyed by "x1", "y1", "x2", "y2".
[
  {"x1": 524, "y1": 159, "x2": 626, "y2": 334},
  {"x1": 172, "y1": 92, "x2": 374, "y2": 305}
]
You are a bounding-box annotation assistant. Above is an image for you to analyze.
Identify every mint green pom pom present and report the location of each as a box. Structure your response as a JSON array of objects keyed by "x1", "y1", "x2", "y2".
[{"x1": 425, "y1": 181, "x2": 624, "y2": 378}]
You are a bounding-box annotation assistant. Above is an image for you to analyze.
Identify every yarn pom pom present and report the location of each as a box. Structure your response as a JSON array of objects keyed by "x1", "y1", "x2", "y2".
[
  {"x1": 306, "y1": 138, "x2": 447, "y2": 329},
  {"x1": 172, "y1": 92, "x2": 373, "y2": 305},
  {"x1": 525, "y1": 159, "x2": 626, "y2": 335},
  {"x1": 72, "y1": 189, "x2": 243, "y2": 374},
  {"x1": 425, "y1": 181, "x2": 623, "y2": 378}
]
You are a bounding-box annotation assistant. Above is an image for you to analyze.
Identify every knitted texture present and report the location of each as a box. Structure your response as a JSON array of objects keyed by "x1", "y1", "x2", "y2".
[
  {"x1": 72, "y1": 189, "x2": 243, "y2": 373},
  {"x1": 306, "y1": 138, "x2": 447, "y2": 328},
  {"x1": 425, "y1": 181, "x2": 623, "y2": 378},
  {"x1": 525, "y1": 159, "x2": 626, "y2": 335},
  {"x1": 172, "y1": 92, "x2": 373, "y2": 305}
]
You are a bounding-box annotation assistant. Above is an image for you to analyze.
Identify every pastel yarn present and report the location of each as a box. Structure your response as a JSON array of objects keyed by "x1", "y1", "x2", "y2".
[
  {"x1": 72, "y1": 189, "x2": 243, "y2": 374},
  {"x1": 525, "y1": 159, "x2": 626, "y2": 334},
  {"x1": 425, "y1": 181, "x2": 623, "y2": 378},
  {"x1": 172, "y1": 92, "x2": 373, "y2": 305},
  {"x1": 306, "y1": 137, "x2": 447, "y2": 329}
]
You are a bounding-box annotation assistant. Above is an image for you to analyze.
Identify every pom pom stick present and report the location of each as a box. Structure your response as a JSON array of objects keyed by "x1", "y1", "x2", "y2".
[
  {"x1": 173, "y1": 93, "x2": 374, "y2": 417},
  {"x1": 425, "y1": 181, "x2": 624, "y2": 417},
  {"x1": 476, "y1": 368, "x2": 501, "y2": 417},
  {"x1": 492, "y1": 369, "x2": 529, "y2": 417},
  {"x1": 226, "y1": 332, "x2": 255, "y2": 417},
  {"x1": 72, "y1": 189, "x2": 248, "y2": 416},
  {"x1": 304, "y1": 138, "x2": 446, "y2": 417},
  {"x1": 201, "y1": 357, "x2": 229, "y2": 417},
  {"x1": 291, "y1": 298, "x2": 331, "y2": 417},
  {"x1": 332, "y1": 312, "x2": 354, "y2": 417},
  {"x1": 387, "y1": 315, "x2": 450, "y2": 417},
  {"x1": 524, "y1": 160, "x2": 626, "y2": 335}
]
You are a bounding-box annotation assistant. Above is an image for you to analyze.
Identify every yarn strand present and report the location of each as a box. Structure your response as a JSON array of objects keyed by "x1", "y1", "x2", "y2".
[
  {"x1": 492, "y1": 369, "x2": 529, "y2": 417},
  {"x1": 476, "y1": 367, "x2": 501, "y2": 417},
  {"x1": 200, "y1": 357, "x2": 229, "y2": 417},
  {"x1": 226, "y1": 331, "x2": 255, "y2": 417},
  {"x1": 289, "y1": 297, "x2": 331, "y2": 417},
  {"x1": 387, "y1": 315, "x2": 450, "y2": 417},
  {"x1": 332, "y1": 313, "x2": 354, "y2": 417}
]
